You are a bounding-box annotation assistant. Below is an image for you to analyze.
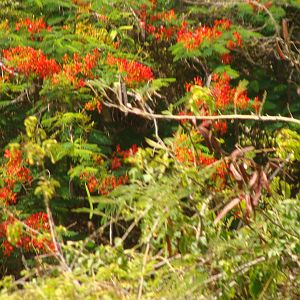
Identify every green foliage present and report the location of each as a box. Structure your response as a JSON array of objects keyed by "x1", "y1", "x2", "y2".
[{"x1": 0, "y1": 0, "x2": 299, "y2": 299}]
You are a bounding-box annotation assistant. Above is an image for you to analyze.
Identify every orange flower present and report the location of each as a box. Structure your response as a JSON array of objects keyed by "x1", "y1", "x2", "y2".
[
  {"x1": 107, "y1": 54, "x2": 154, "y2": 86},
  {"x1": 3, "y1": 47, "x2": 60, "y2": 79},
  {"x1": 15, "y1": 17, "x2": 51, "y2": 35}
]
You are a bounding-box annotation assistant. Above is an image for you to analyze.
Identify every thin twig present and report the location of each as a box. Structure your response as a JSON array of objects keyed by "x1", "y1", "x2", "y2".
[
  {"x1": 258, "y1": 209, "x2": 300, "y2": 239},
  {"x1": 137, "y1": 242, "x2": 150, "y2": 300},
  {"x1": 121, "y1": 206, "x2": 152, "y2": 243}
]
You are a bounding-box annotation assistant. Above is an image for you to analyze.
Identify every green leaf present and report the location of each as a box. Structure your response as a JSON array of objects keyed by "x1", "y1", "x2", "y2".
[
  {"x1": 118, "y1": 26, "x2": 133, "y2": 31},
  {"x1": 145, "y1": 138, "x2": 166, "y2": 150},
  {"x1": 109, "y1": 29, "x2": 118, "y2": 41},
  {"x1": 213, "y1": 65, "x2": 240, "y2": 78}
]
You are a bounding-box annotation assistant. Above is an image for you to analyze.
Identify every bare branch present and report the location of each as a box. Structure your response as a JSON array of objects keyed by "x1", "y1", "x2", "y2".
[{"x1": 101, "y1": 101, "x2": 300, "y2": 126}]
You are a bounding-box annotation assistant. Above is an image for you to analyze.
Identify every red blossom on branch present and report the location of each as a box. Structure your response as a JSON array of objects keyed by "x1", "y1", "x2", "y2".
[
  {"x1": 0, "y1": 213, "x2": 54, "y2": 256},
  {"x1": 221, "y1": 53, "x2": 232, "y2": 64},
  {"x1": 107, "y1": 54, "x2": 154, "y2": 86},
  {"x1": 185, "y1": 76, "x2": 203, "y2": 92},
  {"x1": 80, "y1": 144, "x2": 138, "y2": 194},
  {"x1": 211, "y1": 73, "x2": 250, "y2": 109},
  {"x1": 3, "y1": 46, "x2": 60, "y2": 79},
  {"x1": 81, "y1": 173, "x2": 129, "y2": 195},
  {"x1": 0, "y1": 149, "x2": 32, "y2": 205},
  {"x1": 52, "y1": 50, "x2": 100, "y2": 88},
  {"x1": 227, "y1": 31, "x2": 243, "y2": 49},
  {"x1": 176, "y1": 19, "x2": 233, "y2": 50},
  {"x1": 213, "y1": 120, "x2": 228, "y2": 135},
  {"x1": 15, "y1": 17, "x2": 51, "y2": 35},
  {"x1": 252, "y1": 96, "x2": 261, "y2": 114},
  {"x1": 111, "y1": 157, "x2": 122, "y2": 170},
  {"x1": 115, "y1": 144, "x2": 138, "y2": 159},
  {"x1": 85, "y1": 97, "x2": 102, "y2": 113},
  {"x1": 175, "y1": 144, "x2": 216, "y2": 166}
]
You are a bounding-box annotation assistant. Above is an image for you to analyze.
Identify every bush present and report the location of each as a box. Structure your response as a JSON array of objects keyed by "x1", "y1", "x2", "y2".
[{"x1": 0, "y1": 0, "x2": 299, "y2": 298}]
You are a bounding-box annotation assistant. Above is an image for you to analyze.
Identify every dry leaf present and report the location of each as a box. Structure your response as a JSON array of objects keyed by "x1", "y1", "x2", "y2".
[{"x1": 214, "y1": 198, "x2": 241, "y2": 225}]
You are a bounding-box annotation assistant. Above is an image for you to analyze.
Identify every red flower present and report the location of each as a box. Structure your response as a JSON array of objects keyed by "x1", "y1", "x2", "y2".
[
  {"x1": 85, "y1": 98, "x2": 102, "y2": 113},
  {"x1": 227, "y1": 32, "x2": 243, "y2": 49},
  {"x1": 107, "y1": 54, "x2": 154, "y2": 86},
  {"x1": 177, "y1": 19, "x2": 242, "y2": 55},
  {"x1": 15, "y1": 17, "x2": 51, "y2": 35},
  {"x1": 25, "y1": 212, "x2": 50, "y2": 231},
  {"x1": 177, "y1": 19, "x2": 233, "y2": 50},
  {"x1": 214, "y1": 19, "x2": 232, "y2": 30},
  {"x1": 130, "y1": 144, "x2": 138, "y2": 155},
  {"x1": 52, "y1": 50, "x2": 100, "y2": 88},
  {"x1": 80, "y1": 144, "x2": 138, "y2": 195},
  {"x1": 213, "y1": 121, "x2": 228, "y2": 135},
  {"x1": 252, "y1": 96, "x2": 261, "y2": 114},
  {"x1": 185, "y1": 82, "x2": 193, "y2": 92},
  {"x1": 211, "y1": 73, "x2": 231, "y2": 108},
  {"x1": 19, "y1": 212, "x2": 54, "y2": 253},
  {"x1": 177, "y1": 111, "x2": 194, "y2": 125},
  {"x1": 97, "y1": 175, "x2": 128, "y2": 195},
  {"x1": 221, "y1": 53, "x2": 232, "y2": 64},
  {"x1": 111, "y1": 157, "x2": 122, "y2": 170},
  {"x1": 1, "y1": 240, "x2": 14, "y2": 256},
  {"x1": 3, "y1": 46, "x2": 60, "y2": 79},
  {"x1": 185, "y1": 76, "x2": 203, "y2": 92},
  {"x1": 0, "y1": 213, "x2": 54, "y2": 256},
  {"x1": 0, "y1": 149, "x2": 32, "y2": 205},
  {"x1": 174, "y1": 144, "x2": 216, "y2": 166},
  {"x1": 87, "y1": 175, "x2": 98, "y2": 193},
  {"x1": 0, "y1": 187, "x2": 17, "y2": 205},
  {"x1": 211, "y1": 73, "x2": 250, "y2": 109},
  {"x1": 115, "y1": 144, "x2": 138, "y2": 159}
]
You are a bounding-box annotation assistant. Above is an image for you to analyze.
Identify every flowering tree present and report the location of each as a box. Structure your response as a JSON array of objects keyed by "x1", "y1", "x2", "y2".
[{"x1": 0, "y1": 0, "x2": 300, "y2": 298}]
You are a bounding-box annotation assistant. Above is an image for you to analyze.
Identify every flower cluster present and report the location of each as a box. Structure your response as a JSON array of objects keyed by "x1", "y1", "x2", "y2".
[
  {"x1": 85, "y1": 97, "x2": 102, "y2": 113},
  {"x1": 213, "y1": 120, "x2": 228, "y2": 135},
  {"x1": 177, "y1": 19, "x2": 232, "y2": 50},
  {"x1": 137, "y1": 3, "x2": 242, "y2": 65},
  {"x1": 184, "y1": 73, "x2": 251, "y2": 111},
  {"x1": 221, "y1": 53, "x2": 232, "y2": 65},
  {"x1": 175, "y1": 145, "x2": 216, "y2": 166},
  {"x1": 0, "y1": 149, "x2": 32, "y2": 205},
  {"x1": 3, "y1": 46, "x2": 60, "y2": 79},
  {"x1": 179, "y1": 73, "x2": 256, "y2": 136},
  {"x1": 0, "y1": 213, "x2": 54, "y2": 256},
  {"x1": 52, "y1": 50, "x2": 100, "y2": 88},
  {"x1": 211, "y1": 73, "x2": 250, "y2": 109},
  {"x1": 145, "y1": 23, "x2": 177, "y2": 41},
  {"x1": 252, "y1": 96, "x2": 261, "y2": 114},
  {"x1": 107, "y1": 54, "x2": 154, "y2": 86},
  {"x1": 149, "y1": 9, "x2": 176, "y2": 23},
  {"x1": 97, "y1": 175, "x2": 129, "y2": 195},
  {"x1": 173, "y1": 133, "x2": 227, "y2": 188},
  {"x1": 176, "y1": 19, "x2": 242, "y2": 65},
  {"x1": 174, "y1": 133, "x2": 214, "y2": 166},
  {"x1": 21, "y1": 212, "x2": 54, "y2": 252},
  {"x1": 111, "y1": 144, "x2": 138, "y2": 170},
  {"x1": 15, "y1": 17, "x2": 51, "y2": 35},
  {"x1": 142, "y1": 9, "x2": 178, "y2": 41},
  {"x1": 80, "y1": 145, "x2": 138, "y2": 195},
  {"x1": 185, "y1": 76, "x2": 203, "y2": 92},
  {"x1": 0, "y1": 150, "x2": 51, "y2": 257},
  {"x1": 226, "y1": 31, "x2": 243, "y2": 49},
  {"x1": 81, "y1": 173, "x2": 129, "y2": 195}
]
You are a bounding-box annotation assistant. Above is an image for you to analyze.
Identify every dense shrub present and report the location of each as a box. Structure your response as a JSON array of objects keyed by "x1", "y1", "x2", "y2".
[{"x1": 0, "y1": 0, "x2": 299, "y2": 299}]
